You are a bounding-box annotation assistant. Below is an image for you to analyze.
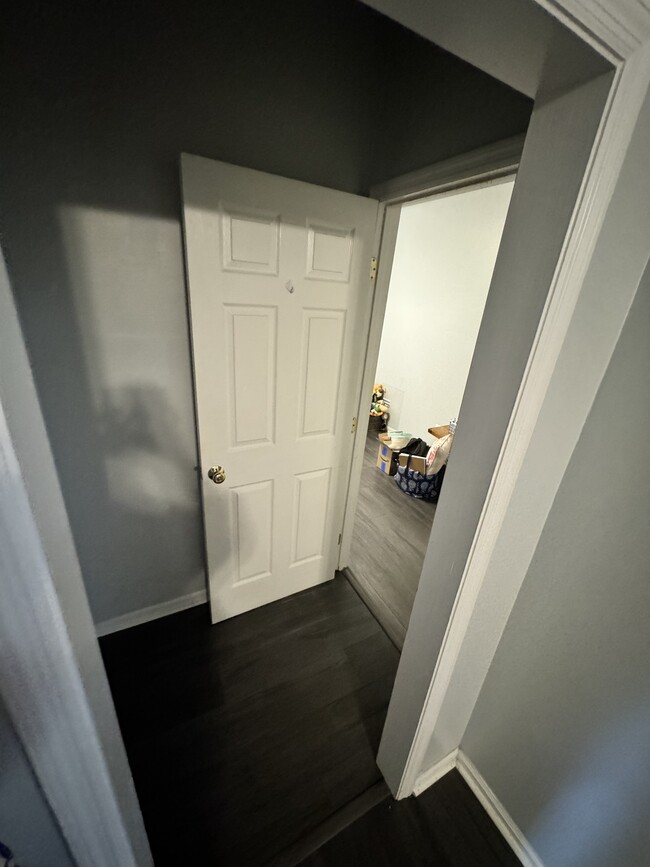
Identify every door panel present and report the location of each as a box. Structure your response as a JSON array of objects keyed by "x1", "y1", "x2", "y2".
[
  {"x1": 232, "y1": 479, "x2": 273, "y2": 583},
  {"x1": 292, "y1": 468, "x2": 331, "y2": 564},
  {"x1": 299, "y1": 309, "x2": 346, "y2": 437},
  {"x1": 181, "y1": 154, "x2": 379, "y2": 622},
  {"x1": 225, "y1": 305, "x2": 277, "y2": 446}
]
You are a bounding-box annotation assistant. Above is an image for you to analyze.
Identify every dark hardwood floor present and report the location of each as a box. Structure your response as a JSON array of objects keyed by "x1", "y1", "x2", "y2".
[
  {"x1": 102, "y1": 574, "x2": 521, "y2": 866},
  {"x1": 300, "y1": 769, "x2": 522, "y2": 867},
  {"x1": 100, "y1": 574, "x2": 399, "y2": 866},
  {"x1": 348, "y1": 434, "x2": 437, "y2": 647}
]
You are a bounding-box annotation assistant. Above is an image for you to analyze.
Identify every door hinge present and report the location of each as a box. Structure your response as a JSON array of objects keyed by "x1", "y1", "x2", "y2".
[
  {"x1": 338, "y1": 533, "x2": 342, "y2": 545},
  {"x1": 351, "y1": 416, "x2": 358, "y2": 434},
  {"x1": 369, "y1": 257, "x2": 378, "y2": 281}
]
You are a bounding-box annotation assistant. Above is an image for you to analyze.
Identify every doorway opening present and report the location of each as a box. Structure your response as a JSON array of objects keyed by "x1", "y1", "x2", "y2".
[{"x1": 345, "y1": 177, "x2": 515, "y2": 648}]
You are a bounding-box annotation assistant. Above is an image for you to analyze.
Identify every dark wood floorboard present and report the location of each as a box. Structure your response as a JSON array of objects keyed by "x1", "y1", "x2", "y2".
[
  {"x1": 100, "y1": 574, "x2": 399, "y2": 867},
  {"x1": 349, "y1": 434, "x2": 437, "y2": 647},
  {"x1": 299, "y1": 769, "x2": 522, "y2": 867}
]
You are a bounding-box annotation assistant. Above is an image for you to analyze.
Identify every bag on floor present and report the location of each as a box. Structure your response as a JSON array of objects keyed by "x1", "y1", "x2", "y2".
[
  {"x1": 426, "y1": 433, "x2": 453, "y2": 475},
  {"x1": 394, "y1": 455, "x2": 446, "y2": 501},
  {"x1": 400, "y1": 437, "x2": 430, "y2": 458}
]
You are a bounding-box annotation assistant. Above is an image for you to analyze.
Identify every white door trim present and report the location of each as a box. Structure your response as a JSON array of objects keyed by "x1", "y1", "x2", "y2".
[
  {"x1": 338, "y1": 202, "x2": 395, "y2": 570},
  {"x1": 338, "y1": 143, "x2": 521, "y2": 572},
  {"x1": 382, "y1": 0, "x2": 650, "y2": 799},
  {"x1": 369, "y1": 134, "x2": 524, "y2": 204},
  {"x1": 0, "y1": 256, "x2": 153, "y2": 865},
  {"x1": 537, "y1": 0, "x2": 649, "y2": 61}
]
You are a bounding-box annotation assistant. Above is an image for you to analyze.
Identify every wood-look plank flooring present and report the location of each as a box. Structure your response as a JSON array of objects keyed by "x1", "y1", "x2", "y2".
[
  {"x1": 100, "y1": 574, "x2": 399, "y2": 867},
  {"x1": 348, "y1": 434, "x2": 437, "y2": 647},
  {"x1": 300, "y1": 769, "x2": 522, "y2": 866}
]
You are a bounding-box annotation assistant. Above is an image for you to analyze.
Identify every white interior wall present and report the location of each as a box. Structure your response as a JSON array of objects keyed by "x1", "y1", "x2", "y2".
[{"x1": 375, "y1": 180, "x2": 514, "y2": 439}]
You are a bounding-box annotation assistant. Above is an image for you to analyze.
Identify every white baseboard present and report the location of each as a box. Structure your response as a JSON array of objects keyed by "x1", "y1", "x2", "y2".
[
  {"x1": 95, "y1": 589, "x2": 208, "y2": 637},
  {"x1": 413, "y1": 749, "x2": 458, "y2": 796},
  {"x1": 455, "y1": 751, "x2": 544, "y2": 867},
  {"x1": 413, "y1": 749, "x2": 543, "y2": 867}
]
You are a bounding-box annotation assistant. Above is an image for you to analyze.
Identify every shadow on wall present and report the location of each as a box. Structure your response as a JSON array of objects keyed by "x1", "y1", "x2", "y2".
[
  {"x1": 50, "y1": 202, "x2": 207, "y2": 623},
  {"x1": 0, "y1": 0, "x2": 532, "y2": 624}
]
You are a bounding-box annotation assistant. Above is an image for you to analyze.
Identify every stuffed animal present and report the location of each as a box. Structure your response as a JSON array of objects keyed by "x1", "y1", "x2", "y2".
[{"x1": 370, "y1": 384, "x2": 388, "y2": 417}]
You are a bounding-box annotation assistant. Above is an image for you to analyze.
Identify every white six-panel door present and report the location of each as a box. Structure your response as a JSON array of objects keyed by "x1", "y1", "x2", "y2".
[{"x1": 181, "y1": 155, "x2": 379, "y2": 622}]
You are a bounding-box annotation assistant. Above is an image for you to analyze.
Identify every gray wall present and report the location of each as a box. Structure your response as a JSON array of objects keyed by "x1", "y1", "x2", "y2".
[
  {"x1": 378, "y1": 65, "x2": 611, "y2": 790},
  {"x1": 0, "y1": 249, "x2": 152, "y2": 865},
  {"x1": 0, "y1": 700, "x2": 74, "y2": 867},
  {"x1": 0, "y1": 0, "x2": 531, "y2": 623},
  {"x1": 463, "y1": 262, "x2": 650, "y2": 866},
  {"x1": 371, "y1": 30, "x2": 532, "y2": 184}
]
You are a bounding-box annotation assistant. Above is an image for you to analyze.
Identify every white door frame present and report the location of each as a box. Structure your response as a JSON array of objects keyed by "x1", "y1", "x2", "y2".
[
  {"x1": 339, "y1": 135, "x2": 523, "y2": 571},
  {"x1": 366, "y1": 0, "x2": 650, "y2": 799}
]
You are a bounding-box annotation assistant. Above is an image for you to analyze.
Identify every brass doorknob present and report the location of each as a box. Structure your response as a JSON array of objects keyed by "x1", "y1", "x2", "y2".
[{"x1": 207, "y1": 465, "x2": 226, "y2": 484}]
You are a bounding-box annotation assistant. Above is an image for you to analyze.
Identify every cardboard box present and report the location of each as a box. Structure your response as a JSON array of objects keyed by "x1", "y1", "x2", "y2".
[
  {"x1": 427, "y1": 424, "x2": 450, "y2": 439},
  {"x1": 376, "y1": 442, "x2": 400, "y2": 475},
  {"x1": 398, "y1": 452, "x2": 429, "y2": 475}
]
